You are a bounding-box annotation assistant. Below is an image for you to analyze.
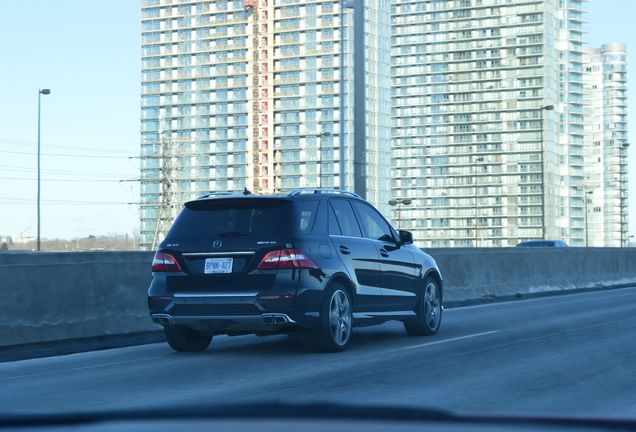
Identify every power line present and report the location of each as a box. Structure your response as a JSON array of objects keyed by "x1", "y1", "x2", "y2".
[
  {"x1": 0, "y1": 146, "x2": 203, "y2": 160},
  {"x1": 2, "y1": 141, "x2": 220, "y2": 160},
  {"x1": 0, "y1": 197, "x2": 139, "y2": 206},
  {"x1": 0, "y1": 120, "x2": 139, "y2": 136},
  {"x1": 0, "y1": 164, "x2": 132, "y2": 178},
  {"x1": 0, "y1": 203, "x2": 136, "y2": 206},
  {"x1": 0, "y1": 138, "x2": 138, "y2": 155},
  {"x1": 0, "y1": 176, "x2": 132, "y2": 183},
  {"x1": 0, "y1": 149, "x2": 132, "y2": 159}
]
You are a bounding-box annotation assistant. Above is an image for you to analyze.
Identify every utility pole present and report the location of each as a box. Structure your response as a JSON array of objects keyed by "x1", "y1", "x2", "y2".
[{"x1": 148, "y1": 133, "x2": 189, "y2": 250}]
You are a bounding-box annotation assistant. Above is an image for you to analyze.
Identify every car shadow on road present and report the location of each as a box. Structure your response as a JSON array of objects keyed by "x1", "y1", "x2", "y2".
[{"x1": 179, "y1": 325, "x2": 414, "y2": 357}]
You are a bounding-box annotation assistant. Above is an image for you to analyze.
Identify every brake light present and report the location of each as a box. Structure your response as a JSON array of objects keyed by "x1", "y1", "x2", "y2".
[
  {"x1": 257, "y1": 248, "x2": 318, "y2": 270},
  {"x1": 151, "y1": 251, "x2": 182, "y2": 272}
]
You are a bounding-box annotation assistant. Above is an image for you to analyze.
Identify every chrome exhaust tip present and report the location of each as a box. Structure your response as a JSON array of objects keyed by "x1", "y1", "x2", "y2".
[
  {"x1": 261, "y1": 313, "x2": 295, "y2": 325},
  {"x1": 152, "y1": 314, "x2": 174, "y2": 326}
]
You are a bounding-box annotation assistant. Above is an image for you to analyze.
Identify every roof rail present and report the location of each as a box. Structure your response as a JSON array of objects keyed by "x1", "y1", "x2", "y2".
[
  {"x1": 197, "y1": 188, "x2": 258, "y2": 200},
  {"x1": 288, "y1": 189, "x2": 361, "y2": 198},
  {"x1": 197, "y1": 191, "x2": 239, "y2": 200}
]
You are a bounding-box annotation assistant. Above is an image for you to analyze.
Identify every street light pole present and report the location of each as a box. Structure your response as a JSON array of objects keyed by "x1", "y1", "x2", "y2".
[
  {"x1": 339, "y1": 1, "x2": 354, "y2": 190},
  {"x1": 389, "y1": 198, "x2": 412, "y2": 230},
  {"x1": 339, "y1": 1, "x2": 345, "y2": 189},
  {"x1": 319, "y1": 132, "x2": 332, "y2": 188},
  {"x1": 620, "y1": 142, "x2": 630, "y2": 246},
  {"x1": 37, "y1": 88, "x2": 51, "y2": 252},
  {"x1": 584, "y1": 190, "x2": 592, "y2": 247},
  {"x1": 575, "y1": 186, "x2": 593, "y2": 247},
  {"x1": 473, "y1": 156, "x2": 484, "y2": 247},
  {"x1": 540, "y1": 105, "x2": 553, "y2": 240},
  {"x1": 351, "y1": 0, "x2": 365, "y2": 198}
]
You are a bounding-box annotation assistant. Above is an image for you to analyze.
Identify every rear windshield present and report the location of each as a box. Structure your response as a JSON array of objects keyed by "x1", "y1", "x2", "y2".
[{"x1": 166, "y1": 198, "x2": 292, "y2": 240}]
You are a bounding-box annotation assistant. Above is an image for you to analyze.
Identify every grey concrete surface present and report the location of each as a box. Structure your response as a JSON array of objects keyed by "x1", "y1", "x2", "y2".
[
  {"x1": 0, "y1": 287, "x2": 635, "y2": 419},
  {"x1": 427, "y1": 247, "x2": 636, "y2": 303},
  {"x1": 0, "y1": 252, "x2": 156, "y2": 346},
  {"x1": 2, "y1": 248, "x2": 636, "y2": 348}
]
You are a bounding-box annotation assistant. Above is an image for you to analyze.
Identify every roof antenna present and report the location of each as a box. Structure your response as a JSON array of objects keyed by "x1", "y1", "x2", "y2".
[{"x1": 243, "y1": 187, "x2": 251, "y2": 196}]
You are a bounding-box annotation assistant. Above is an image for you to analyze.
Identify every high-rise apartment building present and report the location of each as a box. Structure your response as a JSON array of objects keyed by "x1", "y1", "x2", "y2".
[
  {"x1": 140, "y1": 0, "x2": 391, "y2": 249},
  {"x1": 391, "y1": 0, "x2": 588, "y2": 247},
  {"x1": 141, "y1": 0, "x2": 627, "y2": 250},
  {"x1": 583, "y1": 43, "x2": 629, "y2": 246}
]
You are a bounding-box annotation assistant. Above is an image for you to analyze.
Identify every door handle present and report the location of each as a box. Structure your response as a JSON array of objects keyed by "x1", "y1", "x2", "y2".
[
  {"x1": 339, "y1": 245, "x2": 351, "y2": 255},
  {"x1": 379, "y1": 248, "x2": 389, "y2": 258}
]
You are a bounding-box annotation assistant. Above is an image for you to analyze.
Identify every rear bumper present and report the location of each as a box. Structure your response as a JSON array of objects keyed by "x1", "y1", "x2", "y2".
[
  {"x1": 148, "y1": 290, "x2": 319, "y2": 333},
  {"x1": 148, "y1": 268, "x2": 330, "y2": 333},
  {"x1": 151, "y1": 312, "x2": 299, "y2": 333}
]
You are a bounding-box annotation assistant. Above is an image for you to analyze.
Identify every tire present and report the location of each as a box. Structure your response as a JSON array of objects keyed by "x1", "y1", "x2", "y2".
[
  {"x1": 164, "y1": 325, "x2": 212, "y2": 352},
  {"x1": 404, "y1": 276, "x2": 442, "y2": 336},
  {"x1": 305, "y1": 284, "x2": 353, "y2": 352}
]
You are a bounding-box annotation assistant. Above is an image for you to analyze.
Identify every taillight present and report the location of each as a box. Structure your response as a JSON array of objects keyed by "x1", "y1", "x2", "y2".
[
  {"x1": 257, "y1": 248, "x2": 318, "y2": 270},
  {"x1": 151, "y1": 251, "x2": 182, "y2": 272}
]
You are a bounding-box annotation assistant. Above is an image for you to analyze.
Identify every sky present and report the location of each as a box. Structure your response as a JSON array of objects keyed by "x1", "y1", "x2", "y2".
[
  {"x1": 0, "y1": 1, "x2": 141, "y2": 240},
  {"x1": 0, "y1": 1, "x2": 634, "y2": 240}
]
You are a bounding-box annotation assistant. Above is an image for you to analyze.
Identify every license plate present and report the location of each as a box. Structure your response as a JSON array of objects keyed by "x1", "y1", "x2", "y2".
[{"x1": 204, "y1": 258, "x2": 233, "y2": 274}]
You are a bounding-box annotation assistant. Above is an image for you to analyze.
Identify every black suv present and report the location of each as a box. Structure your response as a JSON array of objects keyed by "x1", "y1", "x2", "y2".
[{"x1": 148, "y1": 190, "x2": 443, "y2": 352}]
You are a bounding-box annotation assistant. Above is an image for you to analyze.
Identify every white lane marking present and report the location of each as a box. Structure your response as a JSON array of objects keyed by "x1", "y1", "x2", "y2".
[
  {"x1": 0, "y1": 356, "x2": 160, "y2": 382},
  {"x1": 398, "y1": 330, "x2": 498, "y2": 350}
]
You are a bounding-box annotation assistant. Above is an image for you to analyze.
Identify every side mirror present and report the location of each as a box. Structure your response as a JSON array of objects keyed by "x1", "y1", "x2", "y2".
[{"x1": 398, "y1": 230, "x2": 413, "y2": 245}]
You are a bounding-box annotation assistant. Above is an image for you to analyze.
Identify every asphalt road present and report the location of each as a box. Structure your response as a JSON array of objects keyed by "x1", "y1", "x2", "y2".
[{"x1": 1, "y1": 287, "x2": 635, "y2": 420}]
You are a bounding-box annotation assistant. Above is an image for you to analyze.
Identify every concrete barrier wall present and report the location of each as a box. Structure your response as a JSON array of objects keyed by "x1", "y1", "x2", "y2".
[
  {"x1": 428, "y1": 248, "x2": 636, "y2": 304},
  {"x1": 1, "y1": 252, "x2": 156, "y2": 347},
  {"x1": 1, "y1": 248, "x2": 635, "y2": 347}
]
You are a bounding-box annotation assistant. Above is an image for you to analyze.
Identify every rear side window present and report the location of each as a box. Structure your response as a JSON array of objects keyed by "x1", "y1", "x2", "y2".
[
  {"x1": 292, "y1": 200, "x2": 319, "y2": 234},
  {"x1": 328, "y1": 204, "x2": 342, "y2": 235},
  {"x1": 330, "y1": 199, "x2": 362, "y2": 237},
  {"x1": 166, "y1": 199, "x2": 291, "y2": 240}
]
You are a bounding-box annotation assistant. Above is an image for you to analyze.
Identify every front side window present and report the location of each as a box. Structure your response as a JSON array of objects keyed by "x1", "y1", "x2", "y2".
[{"x1": 352, "y1": 201, "x2": 395, "y2": 242}]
